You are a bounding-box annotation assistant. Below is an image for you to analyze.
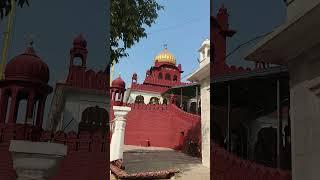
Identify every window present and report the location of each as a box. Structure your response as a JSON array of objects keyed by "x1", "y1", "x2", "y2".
[
  {"x1": 79, "y1": 106, "x2": 108, "y2": 133},
  {"x1": 165, "y1": 73, "x2": 171, "y2": 80},
  {"x1": 135, "y1": 95, "x2": 144, "y2": 104},
  {"x1": 207, "y1": 49, "x2": 210, "y2": 57},
  {"x1": 149, "y1": 97, "x2": 160, "y2": 104},
  {"x1": 173, "y1": 75, "x2": 177, "y2": 81},
  {"x1": 163, "y1": 99, "x2": 167, "y2": 105},
  {"x1": 158, "y1": 73, "x2": 163, "y2": 79}
]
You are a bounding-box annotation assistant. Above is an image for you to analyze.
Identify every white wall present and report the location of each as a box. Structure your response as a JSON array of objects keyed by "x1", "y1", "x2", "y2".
[
  {"x1": 126, "y1": 90, "x2": 164, "y2": 104},
  {"x1": 57, "y1": 91, "x2": 109, "y2": 132},
  {"x1": 288, "y1": 52, "x2": 320, "y2": 180},
  {"x1": 201, "y1": 77, "x2": 210, "y2": 168},
  {"x1": 287, "y1": 0, "x2": 320, "y2": 21}
]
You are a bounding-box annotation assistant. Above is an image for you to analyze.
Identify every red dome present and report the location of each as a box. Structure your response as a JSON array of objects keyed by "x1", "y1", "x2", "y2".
[
  {"x1": 111, "y1": 76, "x2": 125, "y2": 89},
  {"x1": 4, "y1": 47, "x2": 49, "y2": 83},
  {"x1": 73, "y1": 34, "x2": 87, "y2": 48}
]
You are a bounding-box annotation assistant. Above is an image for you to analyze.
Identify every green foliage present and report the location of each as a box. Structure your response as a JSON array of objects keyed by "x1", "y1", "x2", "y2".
[
  {"x1": 0, "y1": 0, "x2": 29, "y2": 19},
  {"x1": 1, "y1": 0, "x2": 163, "y2": 65},
  {"x1": 111, "y1": 0, "x2": 163, "y2": 64}
]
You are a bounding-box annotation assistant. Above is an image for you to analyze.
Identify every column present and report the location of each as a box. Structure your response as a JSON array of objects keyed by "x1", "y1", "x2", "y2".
[
  {"x1": 25, "y1": 92, "x2": 35, "y2": 124},
  {"x1": 110, "y1": 106, "x2": 131, "y2": 162},
  {"x1": 227, "y1": 84, "x2": 231, "y2": 151},
  {"x1": 36, "y1": 96, "x2": 47, "y2": 128},
  {"x1": 201, "y1": 78, "x2": 210, "y2": 168},
  {"x1": 7, "y1": 88, "x2": 19, "y2": 124},
  {"x1": 0, "y1": 89, "x2": 9, "y2": 124},
  {"x1": 196, "y1": 86, "x2": 199, "y2": 115}
]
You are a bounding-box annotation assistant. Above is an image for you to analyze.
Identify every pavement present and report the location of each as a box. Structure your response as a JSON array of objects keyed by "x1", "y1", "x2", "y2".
[{"x1": 110, "y1": 145, "x2": 210, "y2": 180}]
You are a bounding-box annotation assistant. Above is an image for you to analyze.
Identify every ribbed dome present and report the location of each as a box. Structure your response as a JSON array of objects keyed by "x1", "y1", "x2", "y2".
[
  {"x1": 111, "y1": 75, "x2": 125, "y2": 89},
  {"x1": 154, "y1": 48, "x2": 176, "y2": 65},
  {"x1": 4, "y1": 47, "x2": 49, "y2": 83}
]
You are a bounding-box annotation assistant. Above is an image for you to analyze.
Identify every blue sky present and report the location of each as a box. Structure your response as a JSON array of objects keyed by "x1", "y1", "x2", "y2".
[
  {"x1": 113, "y1": 0, "x2": 210, "y2": 85},
  {"x1": 214, "y1": 0, "x2": 286, "y2": 68}
]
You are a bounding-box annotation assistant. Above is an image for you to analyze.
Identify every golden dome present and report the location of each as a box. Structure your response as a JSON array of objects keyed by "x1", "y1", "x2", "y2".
[{"x1": 154, "y1": 48, "x2": 176, "y2": 65}]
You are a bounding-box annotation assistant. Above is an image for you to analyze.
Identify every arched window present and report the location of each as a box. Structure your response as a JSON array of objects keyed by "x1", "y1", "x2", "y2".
[
  {"x1": 149, "y1": 97, "x2": 160, "y2": 104},
  {"x1": 173, "y1": 75, "x2": 177, "y2": 81},
  {"x1": 79, "y1": 106, "x2": 109, "y2": 133},
  {"x1": 158, "y1": 73, "x2": 163, "y2": 79},
  {"x1": 72, "y1": 55, "x2": 84, "y2": 66},
  {"x1": 165, "y1": 73, "x2": 171, "y2": 80},
  {"x1": 135, "y1": 95, "x2": 144, "y2": 104},
  {"x1": 207, "y1": 49, "x2": 210, "y2": 57},
  {"x1": 163, "y1": 99, "x2": 167, "y2": 105}
]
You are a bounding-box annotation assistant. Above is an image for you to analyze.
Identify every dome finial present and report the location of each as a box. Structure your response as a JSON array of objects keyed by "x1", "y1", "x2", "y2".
[
  {"x1": 25, "y1": 33, "x2": 35, "y2": 48},
  {"x1": 23, "y1": 33, "x2": 37, "y2": 55},
  {"x1": 118, "y1": 72, "x2": 121, "y2": 77}
]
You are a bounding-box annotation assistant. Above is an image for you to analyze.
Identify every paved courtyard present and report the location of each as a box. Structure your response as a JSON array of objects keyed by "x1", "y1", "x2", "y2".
[{"x1": 110, "y1": 145, "x2": 210, "y2": 180}]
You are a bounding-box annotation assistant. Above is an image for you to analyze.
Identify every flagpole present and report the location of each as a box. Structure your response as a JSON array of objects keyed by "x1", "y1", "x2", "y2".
[{"x1": 0, "y1": 0, "x2": 16, "y2": 80}]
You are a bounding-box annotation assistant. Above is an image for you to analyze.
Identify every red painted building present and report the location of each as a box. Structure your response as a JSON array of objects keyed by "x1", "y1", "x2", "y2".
[{"x1": 110, "y1": 47, "x2": 201, "y2": 151}]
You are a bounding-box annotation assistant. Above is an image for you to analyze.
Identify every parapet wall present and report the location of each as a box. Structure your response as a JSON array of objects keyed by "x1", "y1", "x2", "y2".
[
  {"x1": 0, "y1": 124, "x2": 109, "y2": 180},
  {"x1": 212, "y1": 143, "x2": 291, "y2": 180},
  {"x1": 131, "y1": 83, "x2": 170, "y2": 93}
]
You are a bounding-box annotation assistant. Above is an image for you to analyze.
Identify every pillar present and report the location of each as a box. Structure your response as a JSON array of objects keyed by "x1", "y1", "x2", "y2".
[
  {"x1": 9, "y1": 140, "x2": 67, "y2": 180},
  {"x1": 25, "y1": 92, "x2": 35, "y2": 124},
  {"x1": 7, "y1": 88, "x2": 19, "y2": 124},
  {"x1": 201, "y1": 77, "x2": 210, "y2": 168},
  {"x1": 0, "y1": 88, "x2": 9, "y2": 124},
  {"x1": 36, "y1": 96, "x2": 47, "y2": 128},
  {"x1": 110, "y1": 106, "x2": 131, "y2": 162}
]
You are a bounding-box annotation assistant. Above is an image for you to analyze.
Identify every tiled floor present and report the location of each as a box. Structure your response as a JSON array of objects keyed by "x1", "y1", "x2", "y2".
[{"x1": 110, "y1": 145, "x2": 210, "y2": 180}]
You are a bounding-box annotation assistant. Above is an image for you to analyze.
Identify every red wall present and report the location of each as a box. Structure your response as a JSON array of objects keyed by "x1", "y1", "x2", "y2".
[
  {"x1": 0, "y1": 125, "x2": 109, "y2": 180},
  {"x1": 211, "y1": 143, "x2": 291, "y2": 180},
  {"x1": 118, "y1": 104, "x2": 201, "y2": 149}
]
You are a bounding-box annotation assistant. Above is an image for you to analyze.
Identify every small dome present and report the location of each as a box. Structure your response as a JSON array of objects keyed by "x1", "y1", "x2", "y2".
[
  {"x1": 73, "y1": 34, "x2": 87, "y2": 48},
  {"x1": 111, "y1": 75, "x2": 125, "y2": 89},
  {"x1": 4, "y1": 47, "x2": 49, "y2": 83},
  {"x1": 154, "y1": 48, "x2": 176, "y2": 65}
]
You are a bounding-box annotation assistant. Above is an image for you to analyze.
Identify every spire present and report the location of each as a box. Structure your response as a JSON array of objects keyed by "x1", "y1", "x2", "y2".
[
  {"x1": 24, "y1": 33, "x2": 37, "y2": 55},
  {"x1": 25, "y1": 33, "x2": 36, "y2": 48}
]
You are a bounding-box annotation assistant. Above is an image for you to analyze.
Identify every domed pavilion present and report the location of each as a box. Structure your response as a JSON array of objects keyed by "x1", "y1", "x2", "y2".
[{"x1": 0, "y1": 45, "x2": 52, "y2": 127}]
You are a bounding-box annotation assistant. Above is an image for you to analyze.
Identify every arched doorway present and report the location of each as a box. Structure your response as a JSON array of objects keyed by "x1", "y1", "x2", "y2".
[
  {"x1": 163, "y1": 99, "x2": 167, "y2": 105},
  {"x1": 190, "y1": 102, "x2": 197, "y2": 114},
  {"x1": 78, "y1": 106, "x2": 109, "y2": 133},
  {"x1": 254, "y1": 127, "x2": 277, "y2": 167},
  {"x1": 149, "y1": 97, "x2": 160, "y2": 104},
  {"x1": 135, "y1": 95, "x2": 144, "y2": 104}
]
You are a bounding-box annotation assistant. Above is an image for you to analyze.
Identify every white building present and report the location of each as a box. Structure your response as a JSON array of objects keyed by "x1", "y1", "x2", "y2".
[
  {"x1": 246, "y1": 1, "x2": 320, "y2": 179},
  {"x1": 187, "y1": 38, "x2": 210, "y2": 168}
]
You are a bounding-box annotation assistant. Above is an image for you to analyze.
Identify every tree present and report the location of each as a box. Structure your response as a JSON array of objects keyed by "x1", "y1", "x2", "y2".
[
  {"x1": 1, "y1": 0, "x2": 163, "y2": 65},
  {"x1": 0, "y1": 0, "x2": 29, "y2": 19},
  {"x1": 110, "y1": 0, "x2": 163, "y2": 64}
]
